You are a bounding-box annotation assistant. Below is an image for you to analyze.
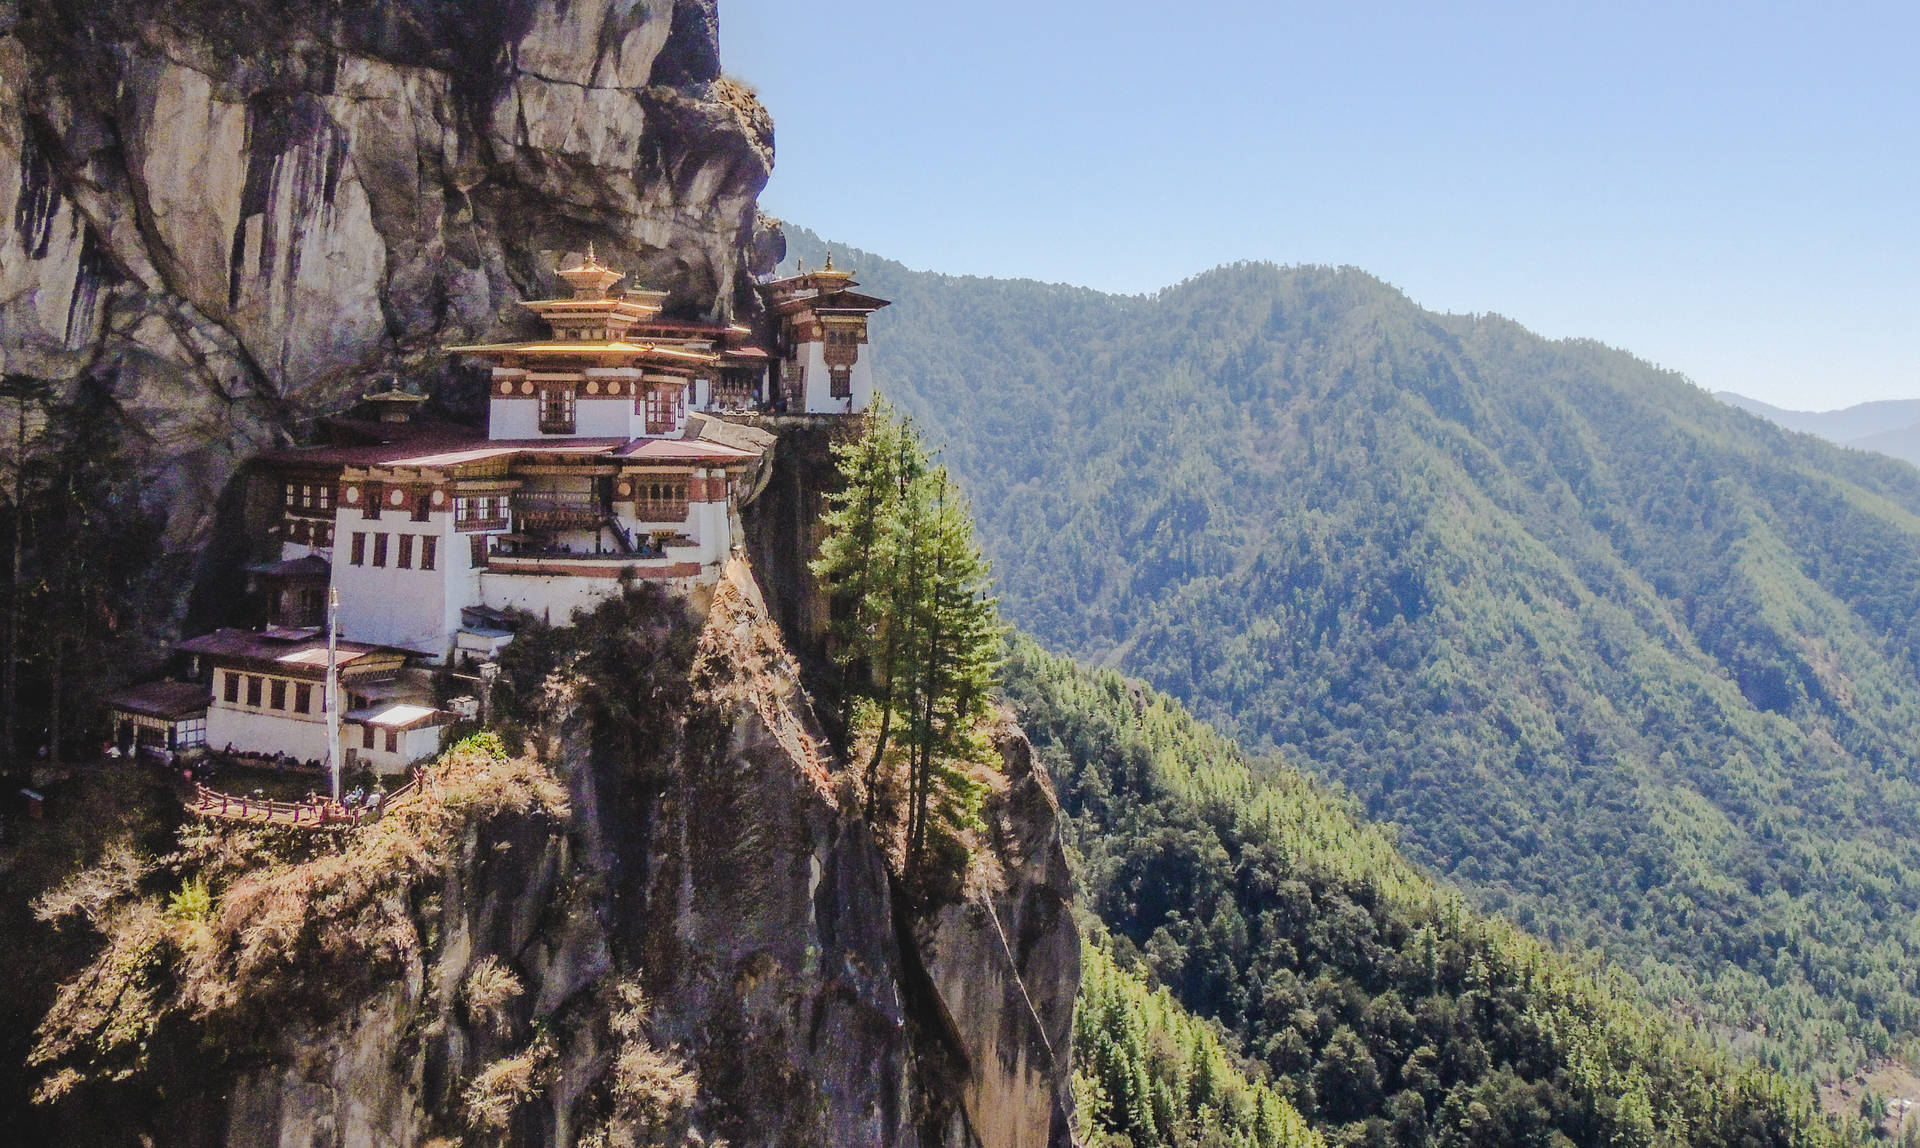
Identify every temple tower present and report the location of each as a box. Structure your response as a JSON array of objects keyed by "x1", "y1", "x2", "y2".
[{"x1": 763, "y1": 253, "x2": 890, "y2": 414}]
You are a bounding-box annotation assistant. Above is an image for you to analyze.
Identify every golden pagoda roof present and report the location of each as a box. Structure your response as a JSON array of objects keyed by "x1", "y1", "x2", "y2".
[
  {"x1": 446, "y1": 339, "x2": 719, "y2": 364},
  {"x1": 556, "y1": 243, "x2": 624, "y2": 299}
]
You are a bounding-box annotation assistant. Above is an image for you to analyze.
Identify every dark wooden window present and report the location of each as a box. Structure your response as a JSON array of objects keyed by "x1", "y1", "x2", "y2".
[
  {"x1": 294, "y1": 683, "x2": 312, "y2": 714},
  {"x1": 471, "y1": 535, "x2": 488, "y2": 567},
  {"x1": 362, "y1": 725, "x2": 375, "y2": 749},
  {"x1": 372, "y1": 533, "x2": 388, "y2": 567},
  {"x1": 223, "y1": 672, "x2": 240, "y2": 704},
  {"x1": 539, "y1": 386, "x2": 576, "y2": 434},
  {"x1": 269, "y1": 679, "x2": 287, "y2": 710},
  {"x1": 421, "y1": 536, "x2": 437, "y2": 571},
  {"x1": 350, "y1": 532, "x2": 366, "y2": 565},
  {"x1": 412, "y1": 493, "x2": 431, "y2": 522},
  {"x1": 397, "y1": 535, "x2": 413, "y2": 569},
  {"x1": 385, "y1": 730, "x2": 399, "y2": 754},
  {"x1": 246, "y1": 676, "x2": 262, "y2": 707},
  {"x1": 635, "y1": 480, "x2": 689, "y2": 521},
  {"x1": 363, "y1": 482, "x2": 383, "y2": 520}
]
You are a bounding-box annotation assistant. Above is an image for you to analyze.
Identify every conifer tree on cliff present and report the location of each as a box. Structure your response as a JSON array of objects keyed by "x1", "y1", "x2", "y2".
[{"x1": 814, "y1": 401, "x2": 1001, "y2": 877}]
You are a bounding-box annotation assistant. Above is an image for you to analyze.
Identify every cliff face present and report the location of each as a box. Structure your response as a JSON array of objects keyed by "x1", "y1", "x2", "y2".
[
  {"x1": 24, "y1": 560, "x2": 1079, "y2": 1147},
  {"x1": 0, "y1": 0, "x2": 774, "y2": 563}
]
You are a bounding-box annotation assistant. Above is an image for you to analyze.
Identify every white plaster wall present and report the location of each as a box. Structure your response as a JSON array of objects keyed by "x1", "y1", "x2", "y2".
[
  {"x1": 797, "y1": 341, "x2": 872, "y2": 414},
  {"x1": 443, "y1": 530, "x2": 488, "y2": 653},
  {"x1": 573, "y1": 396, "x2": 642, "y2": 437},
  {"x1": 208, "y1": 703, "x2": 331, "y2": 762},
  {"x1": 331, "y1": 511, "x2": 464, "y2": 659},
  {"x1": 349, "y1": 723, "x2": 446, "y2": 775},
  {"x1": 480, "y1": 572, "x2": 625, "y2": 625},
  {"x1": 689, "y1": 497, "x2": 729, "y2": 563},
  {"x1": 489, "y1": 397, "x2": 541, "y2": 439}
]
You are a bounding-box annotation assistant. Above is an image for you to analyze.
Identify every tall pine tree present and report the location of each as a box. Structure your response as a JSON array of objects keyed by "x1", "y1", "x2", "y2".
[{"x1": 813, "y1": 401, "x2": 1002, "y2": 880}]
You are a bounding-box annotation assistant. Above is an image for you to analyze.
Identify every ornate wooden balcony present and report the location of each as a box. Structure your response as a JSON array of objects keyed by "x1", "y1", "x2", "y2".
[{"x1": 511, "y1": 491, "x2": 603, "y2": 529}]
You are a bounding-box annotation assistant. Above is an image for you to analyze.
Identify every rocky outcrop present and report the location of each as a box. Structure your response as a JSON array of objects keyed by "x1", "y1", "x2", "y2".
[
  {"x1": 609, "y1": 562, "x2": 1079, "y2": 1147},
  {"x1": 28, "y1": 559, "x2": 1078, "y2": 1146},
  {"x1": 0, "y1": 0, "x2": 774, "y2": 568},
  {"x1": 916, "y1": 720, "x2": 1079, "y2": 1148}
]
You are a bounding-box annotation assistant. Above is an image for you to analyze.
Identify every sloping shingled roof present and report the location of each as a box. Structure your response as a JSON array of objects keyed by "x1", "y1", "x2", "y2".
[{"x1": 106, "y1": 680, "x2": 212, "y2": 721}]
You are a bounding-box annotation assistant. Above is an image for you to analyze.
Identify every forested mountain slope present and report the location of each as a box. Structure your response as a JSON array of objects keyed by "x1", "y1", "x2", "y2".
[
  {"x1": 1008, "y1": 640, "x2": 1852, "y2": 1148},
  {"x1": 783, "y1": 230, "x2": 1920, "y2": 1075}
]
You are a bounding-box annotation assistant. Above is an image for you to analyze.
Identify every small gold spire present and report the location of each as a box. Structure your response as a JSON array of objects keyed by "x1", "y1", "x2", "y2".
[
  {"x1": 823, "y1": 251, "x2": 835, "y2": 271},
  {"x1": 558, "y1": 244, "x2": 623, "y2": 299}
]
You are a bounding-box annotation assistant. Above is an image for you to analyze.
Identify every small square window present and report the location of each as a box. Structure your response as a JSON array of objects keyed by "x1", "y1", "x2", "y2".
[{"x1": 539, "y1": 386, "x2": 577, "y2": 434}]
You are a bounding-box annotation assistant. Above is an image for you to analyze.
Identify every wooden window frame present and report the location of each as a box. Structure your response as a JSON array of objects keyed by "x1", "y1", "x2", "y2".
[
  {"x1": 350, "y1": 532, "x2": 366, "y2": 565},
  {"x1": 397, "y1": 534, "x2": 413, "y2": 569},
  {"x1": 372, "y1": 533, "x2": 388, "y2": 568},
  {"x1": 269, "y1": 679, "x2": 287, "y2": 710},
  {"x1": 246, "y1": 676, "x2": 262, "y2": 708},
  {"x1": 421, "y1": 536, "x2": 437, "y2": 572},
  {"x1": 538, "y1": 385, "x2": 577, "y2": 434},
  {"x1": 294, "y1": 683, "x2": 312, "y2": 714},
  {"x1": 223, "y1": 671, "x2": 240, "y2": 704}
]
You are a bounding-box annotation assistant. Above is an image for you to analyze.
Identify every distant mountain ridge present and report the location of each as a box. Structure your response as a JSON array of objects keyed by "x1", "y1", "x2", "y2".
[
  {"x1": 782, "y1": 226, "x2": 1920, "y2": 1078},
  {"x1": 1717, "y1": 392, "x2": 1920, "y2": 466}
]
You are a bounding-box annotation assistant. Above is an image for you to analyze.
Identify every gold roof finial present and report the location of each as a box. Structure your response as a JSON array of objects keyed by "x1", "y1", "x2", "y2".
[
  {"x1": 816, "y1": 250, "x2": 853, "y2": 280},
  {"x1": 558, "y1": 244, "x2": 623, "y2": 299}
]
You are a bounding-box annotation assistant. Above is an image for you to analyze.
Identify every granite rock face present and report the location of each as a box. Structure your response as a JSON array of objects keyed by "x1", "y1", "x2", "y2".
[
  {"x1": 916, "y1": 720, "x2": 1080, "y2": 1148},
  {"x1": 122, "y1": 562, "x2": 1080, "y2": 1147},
  {"x1": 0, "y1": 0, "x2": 773, "y2": 563}
]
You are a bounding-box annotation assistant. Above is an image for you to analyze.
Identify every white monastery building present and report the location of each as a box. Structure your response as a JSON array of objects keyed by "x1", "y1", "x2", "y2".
[{"x1": 154, "y1": 250, "x2": 887, "y2": 774}]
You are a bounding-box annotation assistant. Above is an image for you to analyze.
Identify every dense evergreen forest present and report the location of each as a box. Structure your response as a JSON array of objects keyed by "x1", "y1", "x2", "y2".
[
  {"x1": 1010, "y1": 639, "x2": 1857, "y2": 1147},
  {"x1": 802, "y1": 411, "x2": 1852, "y2": 1145},
  {"x1": 781, "y1": 230, "x2": 1920, "y2": 1077}
]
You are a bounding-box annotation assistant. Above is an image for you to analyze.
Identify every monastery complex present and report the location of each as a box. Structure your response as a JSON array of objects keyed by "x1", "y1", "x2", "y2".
[{"x1": 109, "y1": 253, "x2": 887, "y2": 782}]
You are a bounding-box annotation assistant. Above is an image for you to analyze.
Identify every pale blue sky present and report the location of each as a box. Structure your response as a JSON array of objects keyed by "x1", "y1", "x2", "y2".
[{"x1": 722, "y1": 1, "x2": 1918, "y2": 409}]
